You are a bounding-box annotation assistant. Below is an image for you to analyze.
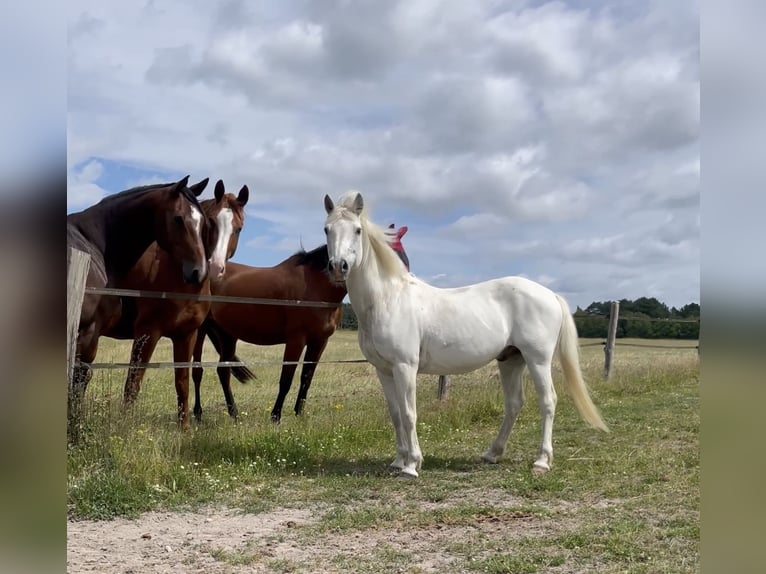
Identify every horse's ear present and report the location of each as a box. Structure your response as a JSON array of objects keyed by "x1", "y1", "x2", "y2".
[
  {"x1": 237, "y1": 185, "x2": 249, "y2": 207},
  {"x1": 352, "y1": 193, "x2": 364, "y2": 215},
  {"x1": 324, "y1": 194, "x2": 335, "y2": 214},
  {"x1": 214, "y1": 179, "x2": 225, "y2": 202},
  {"x1": 189, "y1": 177, "x2": 210, "y2": 196},
  {"x1": 170, "y1": 175, "x2": 191, "y2": 196}
]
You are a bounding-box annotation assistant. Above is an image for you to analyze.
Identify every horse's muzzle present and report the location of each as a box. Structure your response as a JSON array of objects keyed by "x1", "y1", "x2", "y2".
[
  {"x1": 183, "y1": 261, "x2": 208, "y2": 285},
  {"x1": 209, "y1": 257, "x2": 226, "y2": 281},
  {"x1": 327, "y1": 259, "x2": 348, "y2": 284}
]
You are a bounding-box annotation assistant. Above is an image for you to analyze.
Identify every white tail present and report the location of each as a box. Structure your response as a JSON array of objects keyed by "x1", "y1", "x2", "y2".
[{"x1": 556, "y1": 295, "x2": 609, "y2": 432}]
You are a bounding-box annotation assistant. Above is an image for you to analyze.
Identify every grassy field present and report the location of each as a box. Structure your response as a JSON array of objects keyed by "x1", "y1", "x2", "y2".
[{"x1": 68, "y1": 332, "x2": 699, "y2": 573}]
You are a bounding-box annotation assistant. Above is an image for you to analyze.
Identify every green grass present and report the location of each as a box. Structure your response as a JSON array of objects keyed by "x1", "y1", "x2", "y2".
[{"x1": 68, "y1": 332, "x2": 699, "y2": 572}]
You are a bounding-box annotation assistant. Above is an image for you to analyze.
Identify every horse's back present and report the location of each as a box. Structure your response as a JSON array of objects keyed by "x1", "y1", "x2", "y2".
[
  {"x1": 381, "y1": 275, "x2": 563, "y2": 373},
  {"x1": 209, "y1": 260, "x2": 343, "y2": 345}
]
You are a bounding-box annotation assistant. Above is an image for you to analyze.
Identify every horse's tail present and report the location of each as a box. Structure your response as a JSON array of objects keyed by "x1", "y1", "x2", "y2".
[
  {"x1": 555, "y1": 294, "x2": 609, "y2": 432},
  {"x1": 204, "y1": 318, "x2": 257, "y2": 384}
]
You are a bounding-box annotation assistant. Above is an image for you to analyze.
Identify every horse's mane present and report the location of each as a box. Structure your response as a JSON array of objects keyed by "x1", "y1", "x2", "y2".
[
  {"x1": 293, "y1": 244, "x2": 330, "y2": 271},
  {"x1": 333, "y1": 191, "x2": 407, "y2": 280},
  {"x1": 101, "y1": 181, "x2": 203, "y2": 211}
]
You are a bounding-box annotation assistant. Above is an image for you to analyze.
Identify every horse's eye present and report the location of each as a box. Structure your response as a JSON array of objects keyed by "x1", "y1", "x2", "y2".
[
  {"x1": 355, "y1": 228, "x2": 362, "y2": 235},
  {"x1": 174, "y1": 215, "x2": 184, "y2": 225},
  {"x1": 323, "y1": 226, "x2": 329, "y2": 235},
  {"x1": 235, "y1": 228, "x2": 242, "y2": 234}
]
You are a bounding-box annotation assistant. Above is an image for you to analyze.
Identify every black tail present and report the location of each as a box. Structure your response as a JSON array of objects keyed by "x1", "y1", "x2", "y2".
[{"x1": 204, "y1": 318, "x2": 257, "y2": 383}]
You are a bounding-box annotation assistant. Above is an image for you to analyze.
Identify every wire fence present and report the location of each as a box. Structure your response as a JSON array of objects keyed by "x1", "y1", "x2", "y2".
[
  {"x1": 577, "y1": 340, "x2": 697, "y2": 351},
  {"x1": 79, "y1": 285, "x2": 698, "y2": 372},
  {"x1": 84, "y1": 358, "x2": 370, "y2": 370},
  {"x1": 84, "y1": 286, "x2": 341, "y2": 309},
  {"x1": 575, "y1": 314, "x2": 699, "y2": 323}
]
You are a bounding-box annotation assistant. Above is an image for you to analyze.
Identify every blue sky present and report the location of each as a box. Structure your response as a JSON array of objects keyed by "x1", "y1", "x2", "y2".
[{"x1": 67, "y1": 0, "x2": 700, "y2": 309}]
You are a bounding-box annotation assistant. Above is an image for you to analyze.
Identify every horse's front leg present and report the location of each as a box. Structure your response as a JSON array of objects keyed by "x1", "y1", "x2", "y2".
[
  {"x1": 390, "y1": 363, "x2": 422, "y2": 478},
  {"x1": 173, "y1": 332, "x2": 197, "y2": 431},
  {"x1": 376, "y1": 368, "x2": 407, "y2": 471}
]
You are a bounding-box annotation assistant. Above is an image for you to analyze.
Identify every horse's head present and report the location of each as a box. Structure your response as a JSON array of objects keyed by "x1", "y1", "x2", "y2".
[
  {"x1": 323, "y1": 191, "x2": 366, "y2": 284},
  {"x1": 202, "y1": 180, "x2": 249, "y2": 281},
  {"x1": 155, "y1": 175, "x2": 210, "y2": 285}
]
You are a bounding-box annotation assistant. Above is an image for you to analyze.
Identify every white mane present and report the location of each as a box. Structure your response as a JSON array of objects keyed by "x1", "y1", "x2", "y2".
[{"x1": 333, "y1": 191, "x2": 407, "y2": 280}]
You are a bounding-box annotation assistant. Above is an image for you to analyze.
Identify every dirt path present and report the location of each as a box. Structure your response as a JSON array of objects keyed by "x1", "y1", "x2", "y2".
[
  {"x1": 67, "y1": 494, "x2": 580, "y2": 573},
  {"x1": 67, "y1": 507, "x2": 316, "y2": 574}
]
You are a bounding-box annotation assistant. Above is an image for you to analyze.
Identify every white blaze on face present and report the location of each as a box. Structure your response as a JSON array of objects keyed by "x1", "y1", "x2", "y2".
[
  {"x1": 189, "y1": 205, "x2": 207, "y2": 277},
  {"x1": 190, "y1": 205, "x2": 203, "y2": 234},
  {"x1": 210, "y1": 208, "x2": 233, "y2": 279}
]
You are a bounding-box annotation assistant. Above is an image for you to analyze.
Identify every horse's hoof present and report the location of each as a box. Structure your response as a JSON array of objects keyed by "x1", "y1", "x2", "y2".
[
  {"x1": 481, "y1": 452, "x2": 499, "y2": 464},
  {"x1": 397, "y1": 469, "x2": 418, "y2": 479},
  {"x1": 532, "y1": 464, "x2": 549, "y2": 476}
]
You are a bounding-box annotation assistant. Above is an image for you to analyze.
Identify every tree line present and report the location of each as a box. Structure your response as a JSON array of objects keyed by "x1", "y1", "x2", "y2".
[
  {"x1": 574, "y1": 298, "x2": 699, "y2": 339},
  {"x1": 339, "y1": 297, "x2": 700, "y2": 340}
]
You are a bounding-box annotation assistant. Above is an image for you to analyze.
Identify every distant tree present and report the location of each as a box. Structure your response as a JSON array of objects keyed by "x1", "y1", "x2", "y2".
[
  {"x1": 341, "y1": 296, "x2": 699, "y2": 338},
  {"x1": 677, "y1": 302, "x2": 700, "y2": 318},
  {"x1": 575, "y1": 297, "x2": 699, "y2": 340},
  {"x1": 339, "y1": 303, "x2": 358, "y2": 329}
]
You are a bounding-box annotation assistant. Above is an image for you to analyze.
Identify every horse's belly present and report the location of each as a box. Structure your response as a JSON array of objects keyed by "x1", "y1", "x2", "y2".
[
  {"x1": 418, "y1": 331, "x2": 508, "y2": 375},
  {"x1": 418, "y1": 347, "x2": 502, "y2": 375}
]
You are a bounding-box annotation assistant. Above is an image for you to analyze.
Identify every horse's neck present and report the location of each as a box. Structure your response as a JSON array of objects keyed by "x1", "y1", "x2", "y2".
[
  {"x1": 100, "y1": 192, "x2": 163, "y2": 278},
  {"x1": 119, "y1": 243, "x2": 176, "y2": 289},
  {"x1": 314, "y1": 274, "x2": 348, "y2": 304},
  {"x1": 346, "y1": 253, "x2": 390, "y2": 323}
]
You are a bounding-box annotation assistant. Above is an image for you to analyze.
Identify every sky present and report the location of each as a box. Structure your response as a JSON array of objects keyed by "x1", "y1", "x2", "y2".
[{"x1": 66, "y1": 0, "x2": 700, "y2": 310}]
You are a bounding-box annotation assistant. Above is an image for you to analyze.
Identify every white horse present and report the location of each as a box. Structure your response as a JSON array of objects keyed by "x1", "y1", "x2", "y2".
[{"x1": 323, "y1": 191, "x2": 608, "y2": 478}]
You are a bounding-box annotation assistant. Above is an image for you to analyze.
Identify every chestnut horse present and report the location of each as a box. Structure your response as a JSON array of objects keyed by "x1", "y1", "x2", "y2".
[
  {"x1": 103, "y1": 180, "x2": 249, "y2": 428},
  {"x1": 67, "y1": 176, "x2": 210, "y2": 438},
  {"x1": 191, "y1": 230, "x2": 410, "y2": 423}
]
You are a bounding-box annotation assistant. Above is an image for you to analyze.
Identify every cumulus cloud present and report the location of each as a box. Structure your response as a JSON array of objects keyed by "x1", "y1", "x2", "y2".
[
  {"x1": 67, "y1": 159, "x2": 107, "y2": 209},
  {"x1": 67, "y1": 0, "x2": 699, "y2": 308}
]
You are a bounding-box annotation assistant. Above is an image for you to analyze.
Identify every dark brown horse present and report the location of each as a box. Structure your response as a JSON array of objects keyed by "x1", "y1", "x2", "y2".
[
  {"x1": 192, "y1": 231, "x2": 410, "y2": 423},
  {"x1": 67, "y1": 176, "x2": 210, "y2": 437},
  {"x1": 104, "y1": 180, "x2": 249, "y2": 429}
]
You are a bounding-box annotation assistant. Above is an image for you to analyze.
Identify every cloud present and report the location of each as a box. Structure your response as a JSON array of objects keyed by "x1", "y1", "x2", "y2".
[
  {"x1": 67, "y1": 0, "x2": 699, "y2": 308},
  {"x1": 67, "y1": 160, "x2": 107, "y2": 209}
]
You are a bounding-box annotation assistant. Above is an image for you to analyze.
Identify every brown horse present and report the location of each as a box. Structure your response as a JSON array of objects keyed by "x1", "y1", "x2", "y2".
[
  {"x1": 67, "y1": 176, "x2": 210, "y2": 438},
  {"x1": 104, "y1": 180, "x2": 249, "y2": 429},
  {"x1": 192, "y1": 231, "x2": 410, "y2": 423}
]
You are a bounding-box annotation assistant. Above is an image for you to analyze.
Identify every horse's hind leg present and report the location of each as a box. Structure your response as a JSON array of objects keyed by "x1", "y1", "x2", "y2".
[
  {"x1": 525, "y1": 360, "x2": 558, "y2": 474},
  {"x1": 293, "y1": 338, "x2": 329, "y2": 416},
  {"x1": 215, "y1": 332, "x2": 239, "y2": 420},
  {"x1": 483, "y1": 354, "x2": 526, "y2": 464},
  {"x1": 270, "y1": 339, "x2": 304, "y2": 423},
  {"x1": 68, "y1": 325, "x2": 97, "y2": 443}
]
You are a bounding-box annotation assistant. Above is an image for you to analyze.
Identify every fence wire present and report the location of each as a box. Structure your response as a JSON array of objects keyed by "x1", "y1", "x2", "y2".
[
  {"x1": 83, "y1": 358, "x2": 371, "y2": 370},
  {"x1": 84, "y1": 286, "x2": 341, "y2": 309}
]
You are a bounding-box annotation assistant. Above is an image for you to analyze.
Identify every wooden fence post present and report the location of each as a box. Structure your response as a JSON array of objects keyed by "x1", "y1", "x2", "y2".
[
  {"x1": 67, "y1": 248, "x2": 90, "y2": 440},
  {"x1": 437, "y1": 375, "x2": 450, "y2": 400},
  {"x1": 604, "y1": 301, "x2": 619, "y2": 380}
]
